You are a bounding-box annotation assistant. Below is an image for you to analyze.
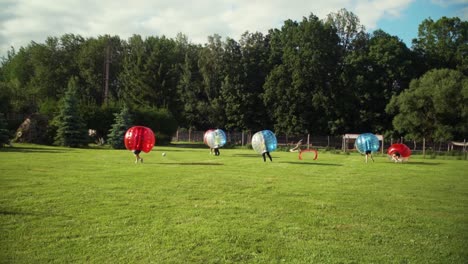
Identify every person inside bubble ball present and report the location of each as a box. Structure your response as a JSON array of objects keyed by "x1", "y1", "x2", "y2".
[
  {"x1": 261, "y1": 138, "x2": 272, "y2": 162},
  {"x1": 391, "y1": 151, "x2": 401, "y2": 163},
  {"x1": 213, "y1": 131, "x2": 221, "y2": 156},
  {"x1": 365, "y1": 149, "x2": 374, "y2": 163},
  {"x1": 133, "y1": 149, "x2": 143, "y2": 163}
]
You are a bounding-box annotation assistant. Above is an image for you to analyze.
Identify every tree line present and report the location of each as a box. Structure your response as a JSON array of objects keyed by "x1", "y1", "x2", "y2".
[{"x1": 0, "y1": 9, "x2": 466, "y2": 147}]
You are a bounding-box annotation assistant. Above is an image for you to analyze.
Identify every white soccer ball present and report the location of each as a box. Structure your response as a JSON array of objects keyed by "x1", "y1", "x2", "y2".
[{"x1": 162, "y1": 152, "x2": 166, "y2": 156}]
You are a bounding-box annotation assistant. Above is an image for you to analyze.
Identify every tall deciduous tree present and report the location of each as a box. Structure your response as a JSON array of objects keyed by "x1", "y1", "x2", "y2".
[
  {"x1": 412, "y1": 17, "x2": 468, "y2": 75},
  {"x1": 325, "y1": 8, "x2": 368, "y2": 134},
  {"x1": 78, "y1": 35, "x2": 123, "y2": 106},
  {"x1": 119, "y1": 35, "x2": 182, "y2": 113},
  {"x1": 176, "y1": 49, "x2": 208, "y2": 129},
  {"x1": 357, "y1": 30, "x2": 415, "y2": 133},
  {"x1": 220, "y1": 38, "x2": 244, "y2": 130},
  {"x1": 386, "y1": 68, "x2": 468, "y2": 142},
  {"x1": 53, "y1": 77, "x2": 88, "y2": 147},
  {"x1": 119, "y1": 35, "x2": 151, "y2": 107},
  {"x1": 1, "y1": 46, "x2": 37, "y2": 114},
  {"x1": 264, "y1": 14, "x2": 340, "y2": 135},
  {"x1": 198, "y1": 34, "x2": 226, "y2": 127},
  {"x1": 325, "y1": 8, "x2": 366, "y2": 55},
  {"x1": 239, "y1": 32, "x2": 272, "y2": 131}
]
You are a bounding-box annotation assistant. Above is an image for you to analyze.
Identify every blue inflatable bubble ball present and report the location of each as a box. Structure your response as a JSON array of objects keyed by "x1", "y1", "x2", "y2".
[
  {"x1": 355, "y1": 133, "x2": 380, "y2": 154},
  {"x1": 252, "y1": 130, "x2": 277, "y2": 154}
]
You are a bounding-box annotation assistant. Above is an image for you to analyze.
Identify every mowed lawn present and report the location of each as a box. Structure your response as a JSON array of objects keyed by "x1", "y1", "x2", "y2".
[{"x1": 1, "y1": 144, "x2": 467, "y2": 263}]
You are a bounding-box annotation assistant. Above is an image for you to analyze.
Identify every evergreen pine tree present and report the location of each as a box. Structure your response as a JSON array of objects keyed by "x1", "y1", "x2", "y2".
[
  {"x1": 54, "y1": 77, "x2": 89, "y2": 147},
  {"x1": 107, "y1": 105, "x2": 132, "y2": 149},
  {"x1": 0, "y1": 113, "x2": 10, "y2": 147}
]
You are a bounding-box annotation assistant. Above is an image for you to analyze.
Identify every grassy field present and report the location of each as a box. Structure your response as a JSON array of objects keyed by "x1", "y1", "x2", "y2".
[{"x1": 1, "y1": 143, "x2": 467, "y2": 263}]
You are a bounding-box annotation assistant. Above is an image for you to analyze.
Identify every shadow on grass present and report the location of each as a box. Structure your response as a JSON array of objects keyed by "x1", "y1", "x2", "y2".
[
  {"x1": 0, "y1": 147, "x2": 67, "y2": 153},
  {"x1": 152, "y1": 148, "x2": 189, "y2": 152},
  {"x1": 159, "y1": 162, "x2": 224, "y2": 166},
  {"x1": 0, "y1": 210, "x2": 58, "y2": 216},
  {"x1": 231, "y1": 154, "x2": 263, "y2": 157},
  {"x1": 405, "y1": 161, "x2": 441, "y2": 165},
  {"x1": 279, "y1": 161, "x2": 342, "y2": 166},
  {"x1": 0, "y1": 210, "x2": 36, "y2": 216},
  {"x1": 170, "y1": 143, "x2": 207, "y2": 149}
]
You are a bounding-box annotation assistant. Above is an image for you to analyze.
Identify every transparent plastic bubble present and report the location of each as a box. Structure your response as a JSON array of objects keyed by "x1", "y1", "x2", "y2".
[
  {"x1": 251, "y1": 130, "x2": 277, "y2": 154},
  {"x1": 387, "y1": 143, "x2": 411, "y2": 161},
  {"x1": 355, "y1": 133, "x2": 379, "y2": 154},
  {"x1": 124, "y1": 126, "x2": 155, "y2": 153},
  {"x1": 203, "y1": 129, "x2": 227, "y2": 148}
]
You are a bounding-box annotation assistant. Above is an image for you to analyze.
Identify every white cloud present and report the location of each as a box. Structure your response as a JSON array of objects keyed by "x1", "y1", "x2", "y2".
[
  {"x1": 0, "y1": 0, "x2": 448, "y2": 58},
  {"x1": 431, "y1": 0, "x2": 468, "y2": 6},
  {"x1": 458, "y1": 6, "x2": 468, "y2": 20},
  {"x1": 353, "y1": 0, "x2": 413, "y2": 28}
]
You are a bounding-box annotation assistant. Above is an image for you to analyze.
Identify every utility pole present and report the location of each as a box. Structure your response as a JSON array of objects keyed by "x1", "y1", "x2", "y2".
[{"x1": 104, "y1": 41, "x2": 110, "y2": 105}]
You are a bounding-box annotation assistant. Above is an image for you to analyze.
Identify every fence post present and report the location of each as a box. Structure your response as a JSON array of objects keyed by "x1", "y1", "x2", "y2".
[
  {"x1": 423, "y1": 137, "x2": 426, "y2": 158},
  {"x1": 307, "y1": 134, "x2": 310, "y2": 149},
  {"x1": 342, "y1": 136, "x2": 345, "y2": 152},
  {"x1": 464, "y1": 139, "x2": 467, "y2": 160},
  {"x1": 381, "y1": 136, "x2": 384, "y2": 155}
]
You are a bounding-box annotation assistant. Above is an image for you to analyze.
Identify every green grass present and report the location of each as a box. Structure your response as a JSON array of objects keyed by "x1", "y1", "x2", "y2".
[{"x1": 1, "y1": 144, "x2": 467, "y2": 263}]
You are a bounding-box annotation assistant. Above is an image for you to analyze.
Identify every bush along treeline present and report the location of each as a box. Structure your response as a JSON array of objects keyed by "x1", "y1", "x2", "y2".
[{"x1": 0, "y1": 9, "x2": 466, "y2": 148}]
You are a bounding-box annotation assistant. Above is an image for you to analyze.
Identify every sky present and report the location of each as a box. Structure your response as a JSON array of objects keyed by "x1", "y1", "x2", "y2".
[{"x1": 0, "y1": 0, "x2": 467, "y2": 58}]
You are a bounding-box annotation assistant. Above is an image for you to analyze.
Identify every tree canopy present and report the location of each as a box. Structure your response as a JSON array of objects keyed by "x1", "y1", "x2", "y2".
[
  {"x1": 1, "y1": 10, "x2": 466, "y2": 146},
  {"x1": 386, "y1": 69, "x2": 468, "y2": 141}
]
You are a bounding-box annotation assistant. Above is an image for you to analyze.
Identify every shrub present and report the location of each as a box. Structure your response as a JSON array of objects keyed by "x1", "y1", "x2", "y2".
[{"x1": 132, "y1": 107, "x2": 178, "y2": 145}]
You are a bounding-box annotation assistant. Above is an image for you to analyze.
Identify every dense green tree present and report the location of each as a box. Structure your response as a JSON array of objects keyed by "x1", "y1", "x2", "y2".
[
  {"x1": 220, "y1": 38, "x2": 244, "y2": 130},
  {"x1": 0, "y1": 82, "x2": 12, "y2": 115},
  {"x1": 1, "y1": 11, "x2": 466, "y2": 141},
  {"x1": 325, "y1": 8, "x2": 368, "y2": 134},
  {"x1": 107, "y1": 104, "x2": 132, "y2": 149},
  {"x1": 325, "y1": 8, "x2": 366, "y2": 55},
  {"x1": 264, "y1": 14, "x2": 340, "y2": 135},
  {"x1": 356, "y1": 30, "x2": 415, "y2": 133},
  {"x1": 263, "y1": 64, "x2": 295, "y2": 133},
  {"x1": 386, "y1": 68, "x2": 468, "y2": 142},
  {"x1": 81, "y1": 103, "x2": 119, "y2": 141},
  {"x1": 144, "y1": 36, "x2": 182, "y2": 110},
  {"x1": 0, "y1": 113, "x2": 10, "y2": 147},
  {"x1": 173, "y1": 35, "x2": 203, "y2": 127},
  {"x1": 31, "y1": 35, "x2": 84, "y2": 103},
  {"x1": 239, "y1": 32, "x2": 272, "y2": 131},
  {"x1": 119, "y1": 35, "x2": 151, "y2": 107},
  {"x1": 198, "y1": 34, "x2": 226, "y2": 127},
  {"x1": 53, "y1": 77, "x2": 89, "y2": 147},
  {"x1": 0, "y1": 46, "x2": 37, "y2": 114},
  {"x1": 412, "y1": 16, "x2": 468, "y2": 74},
  {"x1": 119, "y1": 35, "x2": 182, "y2": 114},
  {"x1": 132, "y1": 106, "x2": 178, "y2": 145},
  {"x1": 78, "y1": 35, "x2": 123, "y2": 105},
  {"x1": 176, "y1": 50, "x2": 208, "y2": 129}
]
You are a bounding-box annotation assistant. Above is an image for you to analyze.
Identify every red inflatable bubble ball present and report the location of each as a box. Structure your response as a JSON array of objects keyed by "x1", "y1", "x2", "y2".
[
  {"x1": 124, "y1": 126, "x2": 155, "y2": 153},
  {"x1": 387, "y1": 143, "x2": 411, "y2": 162}
]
